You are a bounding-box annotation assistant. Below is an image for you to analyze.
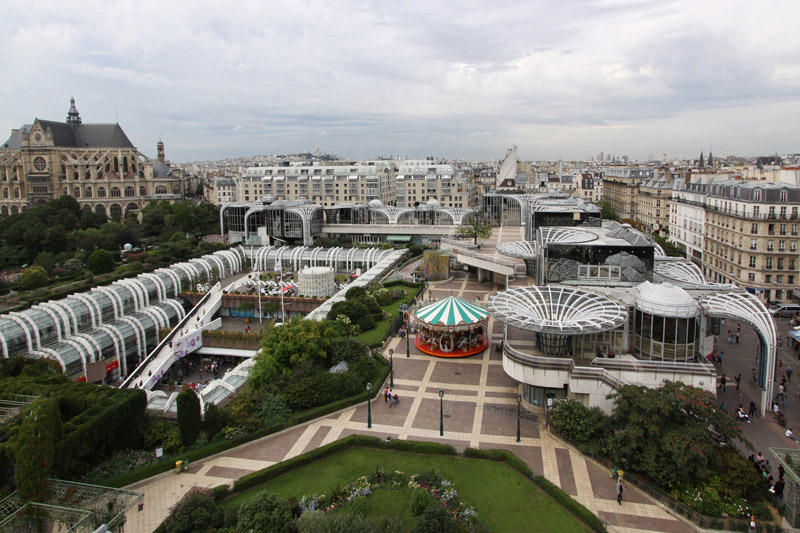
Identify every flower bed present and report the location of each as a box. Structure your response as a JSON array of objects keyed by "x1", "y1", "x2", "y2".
[
  {"x1": 298, "y1": 468, "x2": 481, "y2": 527},
  {"x1": 80, "y1": 449, "x2": 158, "y2": 484}
]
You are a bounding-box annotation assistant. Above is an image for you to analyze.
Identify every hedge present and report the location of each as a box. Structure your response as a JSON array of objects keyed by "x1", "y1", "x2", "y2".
[{"x1": 103, "y1": 360, "x2": 390, "y2": 488}]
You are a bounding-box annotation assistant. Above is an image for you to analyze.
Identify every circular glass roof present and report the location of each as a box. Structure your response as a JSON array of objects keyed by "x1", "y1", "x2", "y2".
[
  {"x1": 538, "y1": 227, "x2": 598, "y2": 244},
  {"x1": 497, "y1": 241, "x2": 538, "y2": 259},
  {"x1": 487, "y1": 286, "x2": 628, "y2": 334}
]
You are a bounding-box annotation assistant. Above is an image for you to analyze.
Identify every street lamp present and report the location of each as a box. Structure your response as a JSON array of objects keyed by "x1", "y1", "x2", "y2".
[
  {"x1": 366, "y1": 382, "x2": 372, "y2": 429},
  {"x1": 439, "y1": 389, "x2": 445, "y2": 436},
  {"x1": 516, "y1": 393, "x2": 522, "y2": 443},
  {"x1": 389, "y1": 348, "x2": 394, "y2": 388},
  {"x1": 406, "y1": 323, "x2": 411, "y2": 358}
]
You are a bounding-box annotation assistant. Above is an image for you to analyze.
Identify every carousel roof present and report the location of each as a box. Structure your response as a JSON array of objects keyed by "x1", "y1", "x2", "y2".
[{"x1": 414, "y1": 296, "x2": 488, "y2": 327}]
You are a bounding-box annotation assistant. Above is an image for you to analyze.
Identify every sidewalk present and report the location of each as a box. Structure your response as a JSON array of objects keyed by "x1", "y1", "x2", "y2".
[{"x1": 124, "y1": 228, "x2": 696, "y2": 533}]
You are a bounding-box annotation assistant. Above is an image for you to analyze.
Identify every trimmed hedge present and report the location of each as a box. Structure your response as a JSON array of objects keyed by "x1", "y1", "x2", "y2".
[
  {"x1": 102, "y1": 363, "x2": 390, "y2": 489},
  {"x1": 533, "y1": 476, "x2": 607, "y2": 533},
  {"x1": 464, "y1": 448, "x2": 605, "y2": 533}
]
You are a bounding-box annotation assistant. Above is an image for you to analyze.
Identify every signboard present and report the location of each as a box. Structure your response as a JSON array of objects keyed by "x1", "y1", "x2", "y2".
[{"x1": 173, "y1": 330, "x2": 203, "y2": 359}]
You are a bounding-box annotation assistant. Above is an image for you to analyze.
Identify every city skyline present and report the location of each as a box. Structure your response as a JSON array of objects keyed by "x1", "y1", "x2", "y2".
[{"x1": 1, "y1": 0, "x2": 798, "y2": 163}]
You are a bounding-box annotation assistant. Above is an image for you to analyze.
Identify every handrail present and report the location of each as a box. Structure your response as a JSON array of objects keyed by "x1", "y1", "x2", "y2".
[{"x1": 120, "y1": 284, "x2": 219, "y2": 388}]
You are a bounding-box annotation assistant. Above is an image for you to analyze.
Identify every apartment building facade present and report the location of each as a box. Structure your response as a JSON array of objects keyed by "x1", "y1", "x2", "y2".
[{"x1": 601, "y1": 167, "x2": 650, "y2": 220}]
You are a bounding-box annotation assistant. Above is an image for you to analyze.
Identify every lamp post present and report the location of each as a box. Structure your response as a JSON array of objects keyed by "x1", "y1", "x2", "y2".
[
  {"x1": 439, "y1": 389, "x2": 445, "y2": 436},
  {"x1": 516, "y1": 393, "x2": 522, "y2": 443},
  {"x1": 399, "y1": 304, "x2": 411, "y2": 358},
  {"x1": 389, "y1": 348, "x2": 394, "y2": 388},
  {"x1": 366, "y1": 382, "x2": 372, "y2": 429}
]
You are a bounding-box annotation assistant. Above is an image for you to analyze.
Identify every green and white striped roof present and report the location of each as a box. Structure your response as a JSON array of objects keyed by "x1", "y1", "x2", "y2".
[{"x1": 414, "y1": 296, "x2": 488, "y2": 327}]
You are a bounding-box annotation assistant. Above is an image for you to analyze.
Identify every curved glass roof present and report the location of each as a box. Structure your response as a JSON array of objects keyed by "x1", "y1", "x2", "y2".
[
  {"x1": 497, "y1": 241, "x2": 538, "y2": 259},
  {"x1": 634, "y1": 281, "x2": 700, "y2": 318},
  {"x1": 487, "y1": 286, "x2": 628, "y2": 334},
  {"x1": 538, "y1": 227, "x2": 598, "y2": 245},
  {"x1": 653, "y1": 259, "x2": 706, "y2": 284}
]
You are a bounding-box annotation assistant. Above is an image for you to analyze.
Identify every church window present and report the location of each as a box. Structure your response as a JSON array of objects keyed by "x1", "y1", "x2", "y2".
[
  {"x1": 98, "y1": 187, "x2": 106, "y2": 198},
  {"x1": 111, "y1": 187, "x2": 121, "y2": 197},
  {"x1": 85, "y1": 187, "x2": 92, "y2": 198},
  {"x1": 124, "y1": 186, "x2": 134, "y2": 197}
]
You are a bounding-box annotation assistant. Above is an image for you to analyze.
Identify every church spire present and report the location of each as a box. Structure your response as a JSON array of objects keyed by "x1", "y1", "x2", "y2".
[
  {"x1": 707, "y1": 151, "x2": 713, "y2": 167},
  {"x1": 66, "y1": 96, "x2": 82, "y2": 126},
  {"x1": 698, "y1": 150, "x2": 705, "y2": 168}
]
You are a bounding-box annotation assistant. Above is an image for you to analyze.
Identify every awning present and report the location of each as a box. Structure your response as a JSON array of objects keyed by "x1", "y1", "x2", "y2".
[
  {"x1": 789, "y1": 330, "x2": 800, "y2": 342},
  {"x1": 387, "y1": 235, "x2": 411, "y2": 242}
]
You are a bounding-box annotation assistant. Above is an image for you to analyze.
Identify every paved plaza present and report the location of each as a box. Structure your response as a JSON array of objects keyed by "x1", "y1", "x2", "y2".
[{"x1": 125, "y1": 228, "x2": 726, "y2": 532}]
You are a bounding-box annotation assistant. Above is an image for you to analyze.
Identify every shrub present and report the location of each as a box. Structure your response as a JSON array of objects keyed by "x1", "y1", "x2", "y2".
[
  {"x1": 236, "y1": 491, "x2": 293, "y2": 533},
  {"x1": 203, "y1": 403, "x2": 225, "y2": 440},
  {"x1": 533, "y1": 476, "x2": 607, "y2": 533},
  {"x1": 20, "y1": 266, "x2": 49, "y2": 290},
  {"x1": 158, "y1": 488, "x2": 223, "y2": 533},
  {"x1": 410, "y1": 486, "x2": 432, "y2": 516},
  {"x1": 86, "y1": 249, "x2": 115, "y2": 274},
  {"x1": 414, "y1": 501, "x2": 457, "y2": 533},
  {"x1": 177, "y1": 389, "x2": 201, "y2": 446}
]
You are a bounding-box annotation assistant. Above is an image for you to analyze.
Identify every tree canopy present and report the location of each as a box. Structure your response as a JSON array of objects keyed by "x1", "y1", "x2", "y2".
[{"x1": 455, "y1": 213, "x2": 492, "y2": 245}]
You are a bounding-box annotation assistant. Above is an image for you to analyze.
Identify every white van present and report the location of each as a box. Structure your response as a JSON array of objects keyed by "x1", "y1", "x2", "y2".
[{"x1": 769, "y1": 303, "x2": 800, "y2": 317}]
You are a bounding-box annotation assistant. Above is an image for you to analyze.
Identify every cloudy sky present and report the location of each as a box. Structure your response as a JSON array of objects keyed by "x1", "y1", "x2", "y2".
[{"x1": 1, "y1": 0, "x2": 798, "y2": 163}]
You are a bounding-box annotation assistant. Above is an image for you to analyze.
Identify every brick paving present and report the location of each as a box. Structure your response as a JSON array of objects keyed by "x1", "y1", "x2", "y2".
[{"x1": 124, "y1": 226, "x2": 699, "y2": 533}]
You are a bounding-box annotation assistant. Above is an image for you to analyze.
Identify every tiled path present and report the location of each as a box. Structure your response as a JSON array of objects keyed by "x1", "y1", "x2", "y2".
[{"x1": 124, "y1": 227, "x2": 696, "y2": 533}]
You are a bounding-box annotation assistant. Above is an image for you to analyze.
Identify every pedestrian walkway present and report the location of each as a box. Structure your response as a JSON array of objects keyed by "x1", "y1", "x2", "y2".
[{"x1": 124, "y1": 229, "x2": 695, "y2": 533}]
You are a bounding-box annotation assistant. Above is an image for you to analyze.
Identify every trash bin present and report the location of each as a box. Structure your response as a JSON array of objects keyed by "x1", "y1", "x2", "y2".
[
  {"x1": 175, "y1": 461, "x2": 183, "y2": 474},
  {"x1": 182, "y1": 459, "x2": 190, "y2": 472}
]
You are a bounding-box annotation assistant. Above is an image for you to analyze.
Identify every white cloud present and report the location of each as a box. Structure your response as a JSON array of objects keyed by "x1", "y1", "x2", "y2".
[{"x1": 0, "y1": 0, "x2": 798, "y2": 161}]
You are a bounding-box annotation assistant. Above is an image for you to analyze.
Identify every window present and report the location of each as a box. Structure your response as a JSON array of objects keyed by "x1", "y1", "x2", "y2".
[
  {"x1": 792, "y1": 241, "x2": 797, "y2": 252},
  {"x1": 155, "y1": 186, "x2": 167, "y2": 194},
  {"x1": 769, "y1": 224, "x2": 775, "y2": 235},
  {"x1": 750, "y1": 239, "x2": 758, "y2": 250},
  {"x1": 781, "y1": 224, "x2": 787, "y2": 235},
  {"x1": 98, "y1": 187, "x2": 106, "y2": 198},
  {"x1": 140, "y1": 186, "x2": 146, "y2": 196},
  {"x1": 124, "y1": 186, "x2": 134, "y2": 197},
  {"x1": 73, "y1": 187, "x2": 80, "y2": 198},
  {"x1": 111, "y1": 187, "x2": 121, "y2": 197},
  {"x1": 754, "y1": 206, "x2": 760, "y2": 217},
  {"x1": 779, "y1": 258, "x2": 785, "y2": 270},
  {"x1": 790, "y1": 275, "x2": 795, "y2": 285},
  {"x1": 781, "y1": 189, "x2": 788, "y2": 202},
  {"x1": 766, "y1": 258, "x2": 774, "y2": 269},
  {"x1": 779, "y1": 240, "x2": 786, "y2": 251},
  {"x1": 85, "y1": 187, "x2": 92, "y2": 198},
  {"x1": 749, "y1": 256, "x2": 757, "y2": 268},
  {"x1": 13, "y1": 188, "x2": 19, "y2": 198},
  {"x1": 2, "y1": 189, "x2": 6, "y2": 199},
  {"x1": 752, "y1": 223, "x2": 759, "y2": 234},
  {"x1": 769, "y1": 206, "x2": 776, "y2": 218},
  {"x1": 749, "y1": 273, "x2": 756, "y2": 282},
  {"x1": 792, "y1": 260, "x2": 797, "y2": 270},
  {"x1": 766, "y1": 275, "x2": 772, "y2": 283},
  {"x1": 777, "y1": 275, "x2": 784, "y2": 284},
  {"x1": 767, "y1": 240, "x2": 774, "y2": 251}
]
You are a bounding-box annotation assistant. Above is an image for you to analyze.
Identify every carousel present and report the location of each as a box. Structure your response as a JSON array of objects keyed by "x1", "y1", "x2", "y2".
[{"x1": 412, "y1": 296, "x2": 490, "y2": 358}]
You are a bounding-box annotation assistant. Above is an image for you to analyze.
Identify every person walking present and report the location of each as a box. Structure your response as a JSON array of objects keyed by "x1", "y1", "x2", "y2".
[
  {"x1": 787, "y1": 366, "x2": 793, "y2": 383},
  {"x1": 748, "y1": 401, "x2": 757, "y2": 419},
  {"x1": 787, "y1": 428, "x2": 799, "y2": 443},
  {"x1": 735, "y1": 373, "x2": 742, "y2": 390},
  {"x1": 384, "y1": 387, "x2": 389, "y2": 404},
  {"x1": 616, "y1": 479, "x2": 624, "y2": 505},
  {"x1": 719, "y1": 374, "x2": 727, "y2": 392}
]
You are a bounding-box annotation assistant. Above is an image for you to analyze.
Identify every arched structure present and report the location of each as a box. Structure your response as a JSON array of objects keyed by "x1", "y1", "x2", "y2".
[
  {"x1": 413, "y1": 296, "x2": 489, "y2": 357},
  {"x1": 497, "y1": 241, "x2": 538, "y2": 277},
  {"x1": 699, "y1": 291, "x2": 777, "y2": 416}
]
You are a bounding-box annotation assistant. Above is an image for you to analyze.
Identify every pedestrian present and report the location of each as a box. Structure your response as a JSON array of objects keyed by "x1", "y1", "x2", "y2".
[
  {"x1": 787, "y1": 428, "x2": 799, "y2": 443},
  {"x1": 616, "y1": 479, "x2": 624, "y2": 505},
  {"x1": 764, "y1": 460, "x2": 772, "y2": 475},
  {"x1": 749, "y1": 514, "x2": 756, "y2": 533},
  {"x1": 728, "y1": 330, "x2": 733, "y2": 343},
  {"x1": 735, "y1": 373, "x2": 742, "y2": 390},
  {"x1": 788, "y1": 366, "x2": 793, "y2": 383},
  {"x1": 392, "y1": 392, "x2": 399, "y2": 406},
  {"x1": 748, "y1": 401, "x2": 757, "y2": 419},
  {"x1": 774, "y1": 478, "x2": 785, "y2": 500},
  {"x1": 388, "y1": 388, "x2": 393, "y2": 408},
  {"x1": 719, "y1": 374, "x2": 727, "y2": 392},
  {"x1": 736, "y1": 331, "x2": 740, "y2": 344},
  {"x1": 756, "y1": 452, "x2": 766, "y2": 465},
  {"x1": 384, "y1": 387, "x2": 389, "y2": 403},
  {"x1": 718, "y1": 351, "x2": 724, "y2": 365}
]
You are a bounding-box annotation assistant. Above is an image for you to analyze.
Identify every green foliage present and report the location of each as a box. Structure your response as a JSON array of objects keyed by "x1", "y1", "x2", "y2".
[
  {"x1": 203, "y1": 403, "x2": 225, "y2": 440},
  {"x1": 414, "y1": 501, "x2": 457, "y2": 533},
  {"x1": 455, "y1": 214, "x2": 493, "y2": 245},
  {"x1": 34, "y1": 251, "x2": 57, "y2": 275},
  {"x1": 346, "y1": 286, "x2": 367, "y2": 299},
  {"x1": 62, "y1": 257, "x2": 84, "y2": 274},
  {"x1": 260, "y1": 393, "x2": 291, "y2": 426},
  {"x1": 410, "y1": 486, "x2": 432, "y2": 516},
  {"x1": 177, "y1": 389, "x2": 202, "y2": 446},
  {"x1": 236, "y1": 491, "x2": 293, "y2": 533},
  {"x1": 86, "y1": 249, "x2": 115, "y2": 274},
  {"x1": 297, "y1": 509, "x2": 375, "y2": 533},
  {"x1": 0, "y1": 357, "x2": 62, "y2": 379},
  {"x1": 606, "y1": 383, "x2": 742, "y2": 490},
  {"x1": 15, "y1": 398, "x2": 62, "y2": 501},
  {"x1": 160, "y1": 488, "x2": 224, "y2": 533},
  {"x1": 237, "y1": 301, "x2": 254, "y2": 313},
  {"x1": 20, "y1": 266, "x2": 49, "y2": 290},
  {"x1": 533, "y1": 476, "x2": 607, "y2": 533},
  {"x1": 653, "y1": 234, "x2": 685, "y2": 257},
  {"x1": 548, "y1": 399, "x2": 610, "y2": 455},
  {"x1": 598, "y1": 201, "x2": 619, "y2": 221}
]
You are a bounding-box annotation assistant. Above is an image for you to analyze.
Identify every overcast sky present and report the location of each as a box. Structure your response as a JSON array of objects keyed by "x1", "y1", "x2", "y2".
[{"x1": 1, "y1": 0, "x2": 798, "y2": 163}]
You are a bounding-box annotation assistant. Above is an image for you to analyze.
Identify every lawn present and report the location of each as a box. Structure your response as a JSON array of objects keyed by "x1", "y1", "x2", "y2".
[
  {"x1": 356, "y1": 282, "x2": 422, "y2": 347},
  {"x1": 222, "y1": 447, "x2": 591, "y2": 532}
]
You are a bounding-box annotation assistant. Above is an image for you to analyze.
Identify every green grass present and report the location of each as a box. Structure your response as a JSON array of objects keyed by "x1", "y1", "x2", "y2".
[
  {"x1": 356, "y1": 283, "x2": 421, "y2": 347},
  {"x1": 222, "y1": 448, "x2": 590, "y2": 533}
]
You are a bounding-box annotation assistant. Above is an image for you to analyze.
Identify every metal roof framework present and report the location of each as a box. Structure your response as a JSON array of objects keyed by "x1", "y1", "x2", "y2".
[{"x1": 487, "y1": 286, "x2": 628, "y2": 334}]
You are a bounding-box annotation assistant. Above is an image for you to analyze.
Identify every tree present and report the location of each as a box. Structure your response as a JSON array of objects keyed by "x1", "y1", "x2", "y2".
[
  {"x1": 455, "y1": 213, "x2": 492, "y2": 245},
  {"x1": 598, "y1": 201, "x2": 619, "y2": 221},
  {"x1": 86, "y1": 249, "x2": 115, "y2": 274},
  {"x1": 236, "y1": 491, "x2": 293, "y2": 533},
  {"x1": 15, "y1": 398, "x2": 62, "y2": 501},
  {"x1": 605, "y1": 382, "x2": 742, "y2": 490},
  {"x1": 414, "y1": 501, "x2": 457, "y2": 533},
  {"x1": 159, "y1": 488, "x2": 223, "y2": 533},
  {"x1": 203, "y1": 403, "x2": 225, "y2": 439},
  {"x1": 20, "y1": 266, "x2": 49, "y2": 290},
  {"x1": 176, "y1": 389, "x2": 202, "y2": 446}
]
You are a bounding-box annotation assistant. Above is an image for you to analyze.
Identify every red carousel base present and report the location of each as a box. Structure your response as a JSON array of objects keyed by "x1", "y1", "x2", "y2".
[{"x1": 415, "y1": 338, "x2": 489, "y2": 358}]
